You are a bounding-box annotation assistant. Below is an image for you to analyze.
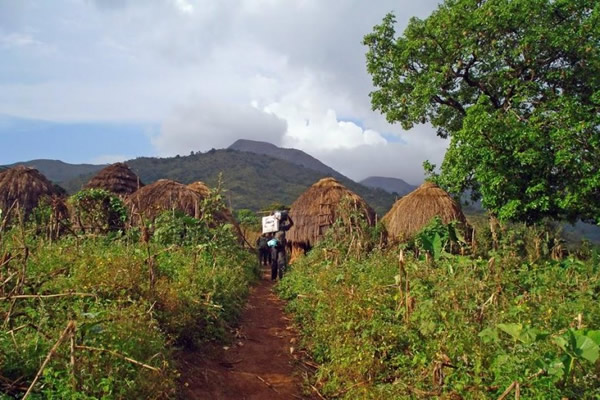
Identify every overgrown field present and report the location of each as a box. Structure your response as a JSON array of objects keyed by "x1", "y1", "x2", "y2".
[
  {"x1": 0, "y1": 210, "x2": 258, "y2": 399},
  {"x1": 278, "y1": 221, "x2": 600, "y2": 399}
]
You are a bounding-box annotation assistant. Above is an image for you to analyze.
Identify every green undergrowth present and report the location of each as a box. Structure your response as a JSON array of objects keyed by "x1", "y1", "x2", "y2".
[
  {"x1": 278, "y1": 226, "x2": 600, "y2": 399},
  {"x1": 0, "y1": 216, "x2": 258, "y2": 398}
]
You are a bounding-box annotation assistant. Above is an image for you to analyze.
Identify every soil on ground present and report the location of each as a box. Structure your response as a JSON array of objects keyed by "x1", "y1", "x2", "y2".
[{"x1": 177, "y1": 267, "x2": 314, "y2": 400}]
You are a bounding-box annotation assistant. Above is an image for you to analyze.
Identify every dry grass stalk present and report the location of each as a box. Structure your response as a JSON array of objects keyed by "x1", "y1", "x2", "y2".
[
  {"x1": 75, "y1": 345, "x2": 160, "y2": 372},
  {"x1": 382, "y1": 181, "x2": 469, "y2": 241},
  {"x1": 23, "y1": 320, "x2": 76, "y2": 399},
  {"x1": 0, "y1": 292, "x2": 97, "y2": 301},
  {"x1": 84, "y1": 162, "x2": 144, "y2": 196},
  {"x1": 186, "y1": 181, "x2": 211, "y2": 197},
  {"x1": 287, "y1": 177, "x2": 376, "y2": 252}
]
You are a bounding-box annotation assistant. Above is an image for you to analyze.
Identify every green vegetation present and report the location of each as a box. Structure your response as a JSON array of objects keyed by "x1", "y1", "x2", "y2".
[
  {"x1": 278, "y1": 217, "x2": 600, "y2": 399},
  {"x1": 59, "y1": 149, "x2": 395, "y2": 216},
  {"x1": 0, "y1": 192, "x2": 258, "y2": 398},
  {"x1": 69, "y1": 189, "x2": 127, "y2": 234},
  {"x1": 364, "y1": 0, "x2": 600, "y2": 224}
]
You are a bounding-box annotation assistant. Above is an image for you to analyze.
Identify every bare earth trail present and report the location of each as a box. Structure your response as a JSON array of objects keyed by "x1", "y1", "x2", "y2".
[{"x1": 177, "y1": 267, "x2": 314, "y2": 400}]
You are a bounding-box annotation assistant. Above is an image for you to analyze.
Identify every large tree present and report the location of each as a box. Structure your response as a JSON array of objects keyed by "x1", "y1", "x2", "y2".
[{"x1": 364, "y1": 0, "x2": 600, "y2": 224}]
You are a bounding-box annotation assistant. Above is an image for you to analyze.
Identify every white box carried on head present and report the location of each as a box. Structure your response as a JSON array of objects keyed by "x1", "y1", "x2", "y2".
[{"x1": 262, "y1": 215, "x2": 279, "y2": 233}]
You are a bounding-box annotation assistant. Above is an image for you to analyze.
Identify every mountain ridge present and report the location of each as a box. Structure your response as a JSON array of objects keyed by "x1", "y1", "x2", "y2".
[
  {"x1": 5, "y1": 159, "x2": 105, "y2": 183},
  {"x1": 228, "y1": 139, "x2": 343, "y2": 178},
  {"x1": 360, "y1": 176, "x2": 417, "y2": 196}
]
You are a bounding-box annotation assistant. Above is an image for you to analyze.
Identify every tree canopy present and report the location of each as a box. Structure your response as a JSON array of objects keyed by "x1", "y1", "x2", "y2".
[{"x1": 364, "y1": 0, "x2": 600, "y2": 224}]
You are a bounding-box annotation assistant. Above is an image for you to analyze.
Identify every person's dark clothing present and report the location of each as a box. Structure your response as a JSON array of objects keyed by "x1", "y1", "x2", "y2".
[
  {"x1": 270, "y1": 215, "x2": 294, "y2": 280},
  {"x1": 260, "y1": 247, "x2": 271, "y2": 265},
  {"x1": 257, "y1": 235, "x2": 270, "y2": 266}
]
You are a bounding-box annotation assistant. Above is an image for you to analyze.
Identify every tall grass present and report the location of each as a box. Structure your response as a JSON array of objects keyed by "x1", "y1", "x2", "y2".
[
  {"x1": 278, "y1": 219, "x2": 600, "y2": 399},
  {"x1": 1, "y1": 207, "x2": 258, "y2": 398}
]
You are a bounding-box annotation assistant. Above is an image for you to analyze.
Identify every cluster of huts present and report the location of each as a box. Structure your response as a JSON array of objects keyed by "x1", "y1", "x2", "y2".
[
  {"x1": 0, "y1": 163, "x2": 469, "y2": 253},
  {"x1": 0, "y1": 163, "x2": 235, "y2": 232}
]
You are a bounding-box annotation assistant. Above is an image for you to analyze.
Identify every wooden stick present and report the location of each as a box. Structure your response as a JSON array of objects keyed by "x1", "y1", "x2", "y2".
[
  {"x1": 256, "y1": 375, "x2": 279, "y2": 394},
  {"x1": 497, "y1": 381, "x2": 517, "y2": 400},
  {"x1": 311, "y1": 384, "x2": 326, "y2": 400},
  {"x1": 0, "y1": 292, "x2": 96, "y2": 301},
  {"x1": 75, "y1": 345, "x2": 160, "y2": 372},
  {"x1": 70, "y1": 329, "x2": 77, "y2": 390},
  {"x1": 23, "y1": 320, "x2": 75, "y2": 399}
]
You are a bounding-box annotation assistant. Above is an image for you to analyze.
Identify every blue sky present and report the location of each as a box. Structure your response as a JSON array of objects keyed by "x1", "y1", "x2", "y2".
[
  {"x1": 0, "y1": 115, "x2": 157, "y2": 164},
  {"x1": 0, "y1": 0, "x2": 445, "y2": 183}
]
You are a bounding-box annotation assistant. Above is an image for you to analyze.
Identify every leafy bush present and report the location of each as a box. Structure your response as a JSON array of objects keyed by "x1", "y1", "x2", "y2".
[
  {"x1": 278, "y1": 225, "x2": 600, "y2": 398},
  {"x1": 69, "y1": 189, "x2": 127, "y2": 234},
  {"x1": 0, "y1": 211, "x2": 258, "y2": 398}
]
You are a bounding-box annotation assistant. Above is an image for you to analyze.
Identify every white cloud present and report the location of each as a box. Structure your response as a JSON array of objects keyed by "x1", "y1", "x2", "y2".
[
  {"x1": 154, "y1": 100, "x2": 287, "y2": 155},
  {"x1": 1, "y1": 0, "x2": 446, "y2": 181},
  {"x1": 90, "y1": 154, "x2": 131, "y2": 164},
  {"x1": 311, "y1": 127, "x2": 449, "y2": 184},
  {"x1": 0, "y1": 33, "x2": 43, "y2": 49},
  {"x1": 172, "y1": 0, "x2": 194, "y2": 14}
]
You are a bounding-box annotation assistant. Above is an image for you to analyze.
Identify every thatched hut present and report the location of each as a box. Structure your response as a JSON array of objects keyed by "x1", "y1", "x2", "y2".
[
  {"x1": 126, "y1": 179, "x2": 204, "y2": 223},
  {"x1": 0, "y1": 166, "x2": 65, "y2": 222},
  {"x1": 84, "y1": 162, "x2": 143, "y2": 196},
  {"x1": 187, "y1": 181, "x2": 211, "y2": 197},
  {"x1": 287, "y1": 177, "x2": 376, "y2": 257},
  {"x1": 382, "y1": 181, "x2": 468, "y2": 240},
  {"x1": 187, "y1": 181, "x2": 245, "y2": 242}
]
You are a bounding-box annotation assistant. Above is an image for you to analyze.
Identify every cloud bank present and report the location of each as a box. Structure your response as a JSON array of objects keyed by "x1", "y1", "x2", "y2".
[{"x1": 0, "y1": 0, "x2": 445, "y2": 182}]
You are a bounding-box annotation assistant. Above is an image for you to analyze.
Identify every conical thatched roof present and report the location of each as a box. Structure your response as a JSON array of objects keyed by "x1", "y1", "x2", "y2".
[
  {"x1": 85, "y1": 162, "x2": 143, "y2": 196},
  {"x1": 126, "y1": 179, "x2": 203, "y2": 222},
  {"x1": 382, "y1": 181, "x2": 468, "y2": 240},
  {"x1": 287, "y1": 177, "x2": 376, "y2": 248},
  {"x1": 187, "y1": 181, "x2": 211, "y2": 197},
  {"x1": 0, "y1": 166, "x2": 64, "y2": 218}
]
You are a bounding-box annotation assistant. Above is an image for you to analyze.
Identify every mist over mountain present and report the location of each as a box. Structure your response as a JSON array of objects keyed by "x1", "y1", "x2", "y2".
[{"x1": 360, "y1": 176, "x2": 417, "y2": 196}]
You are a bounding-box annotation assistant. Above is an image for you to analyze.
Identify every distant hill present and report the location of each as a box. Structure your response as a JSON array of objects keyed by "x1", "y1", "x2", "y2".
[
  {"x1": 60, "y1": 149, "x2": 396, "y2": 215},
  {"x1": 360, "y1": 176, "x2": 417, "y2": 196},
  {"x1": 228, "y1": 139, "x2": 342, "y2": 178},
  {"x1": 5, "y1": 160, "x2": 105, "y2": 183}
]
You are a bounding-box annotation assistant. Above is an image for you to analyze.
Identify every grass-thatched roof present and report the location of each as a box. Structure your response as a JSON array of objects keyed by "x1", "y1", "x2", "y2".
[
  {"x1": 382, "y1": 181, "x2": 468, "y2": 240},
  {"x1": 126, "y1": 179, "x2": 203, "y2": 222},
  {"x1": 287, "y1": 177, "x2": 376, "y2": 248},
  {"x1": 85, "y1": 162, "x2": 143, "y2": 196},
  {"x1": 0, "y1": 166, "x2": 65, "y2": 218},
  {"x1": 187, "y1": 181, "x2": 211, "y2": 197}
]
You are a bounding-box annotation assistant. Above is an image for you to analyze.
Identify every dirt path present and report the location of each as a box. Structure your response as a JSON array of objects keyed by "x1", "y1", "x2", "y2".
[{"x1": 177, "y1": 267, "x2": 313, "y2": 400}]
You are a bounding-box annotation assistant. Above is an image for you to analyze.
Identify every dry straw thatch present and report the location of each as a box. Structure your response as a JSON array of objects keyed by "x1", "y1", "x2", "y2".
[
  {"x1": 126, "y1": 179, "x2": 204, "y2": 223},
  {"x1": 382, "y1": 181, "x2": 468, "y2": 240},
  {"x1": 287, "y1": 177, "x2": 376, "y2": 252},
  {"x1": 85, "y1": 162, "x2": 143, "y2": 196},
  {"x1": 186, "y1": 181, "x2": 211, "y2": 197},
  {"x1": 0, "y1": 166, "x2": 65, "y2": 220}
]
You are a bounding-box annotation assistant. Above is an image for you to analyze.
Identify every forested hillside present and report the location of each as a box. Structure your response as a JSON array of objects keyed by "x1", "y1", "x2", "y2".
[{"x1": 61, "y1": 149, "x2": 395, "y2": 215}]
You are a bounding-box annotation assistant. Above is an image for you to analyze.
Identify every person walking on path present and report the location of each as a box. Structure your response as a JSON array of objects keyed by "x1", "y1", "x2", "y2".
[
  {"x1": 256, "y1": 233, "x2": 271, "y2": 266},
  {"x1": 269, "y1": 211, "x2": 293, "y2": 281}
]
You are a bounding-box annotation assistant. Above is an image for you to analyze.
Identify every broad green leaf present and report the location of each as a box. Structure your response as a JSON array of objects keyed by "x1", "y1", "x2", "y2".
[
  {"x1": 584, "y1": 330, "x2": 600, "y2": 346},
  {"x1": 478, "y1": 327, "x2": 499, "y2": 344},
  {"x1": 575, "y1": 335, "x2": 599, "y2": 363},
  {"x1": 497, "y1": 323, "x2": 523, "y2": 341}
]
